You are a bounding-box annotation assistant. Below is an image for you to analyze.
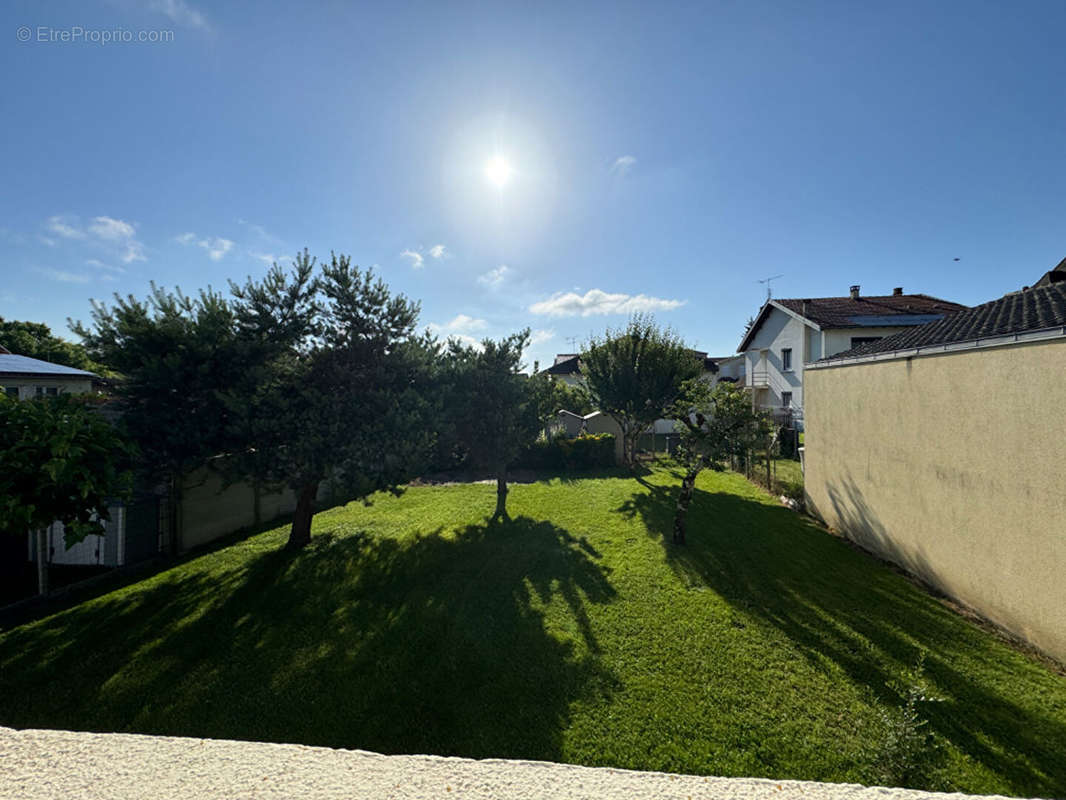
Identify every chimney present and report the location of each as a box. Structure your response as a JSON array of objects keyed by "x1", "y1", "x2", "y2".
[
  {"x1": 849, "y1": 285, "x2": 860, "y2": 299},
  {"x1": 893, "y1": 287, "x2": 903, "y2": 296}
]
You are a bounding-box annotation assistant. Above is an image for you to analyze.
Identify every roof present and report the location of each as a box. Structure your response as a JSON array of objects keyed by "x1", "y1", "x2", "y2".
[
  {"x1": 825, "y1": 282, "x2": 1066, "y2": 361},
  {"x1": 0, "y1": 353, "x2": 97, "y2": 378},
  {"x1": 738, "y1": 293, "x2": 967, "y2": 351}
]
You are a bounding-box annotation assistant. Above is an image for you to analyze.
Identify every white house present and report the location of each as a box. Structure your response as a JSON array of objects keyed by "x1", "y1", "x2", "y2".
[
  {"x1": 737, "y1": 285, "x2": 967, "y2": 421},
  {"x1": 0, "y1": 352, "x2": 96, "y2": 399}
]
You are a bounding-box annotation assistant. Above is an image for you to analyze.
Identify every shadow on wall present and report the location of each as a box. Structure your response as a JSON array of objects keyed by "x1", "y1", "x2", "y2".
[
  {"x1": 0, "y1": 516, "x2": 619, "y2": 763},
  {"x1": 616, "y1": 480, "x2": 1066, "y2": 797}
]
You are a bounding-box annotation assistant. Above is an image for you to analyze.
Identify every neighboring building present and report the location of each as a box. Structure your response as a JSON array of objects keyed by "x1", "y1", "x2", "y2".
[
  {"x1": 803, "y1": 266, "x2": 1066, "y2": 663},
  {"x1": 737, "y1": 285, "x2": 967, "y2": 420},
  {"x1": 0, "y1": 353, "x2": 96, "y2": 400}
]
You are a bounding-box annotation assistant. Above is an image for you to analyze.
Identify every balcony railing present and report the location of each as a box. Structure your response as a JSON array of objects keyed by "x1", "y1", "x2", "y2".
[{"x1": 748, "y1": 369, "x2": 770, "y2": 387}]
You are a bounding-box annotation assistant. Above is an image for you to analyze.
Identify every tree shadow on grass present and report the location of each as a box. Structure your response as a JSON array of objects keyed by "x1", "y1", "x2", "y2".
[
  {"x1": 0, "y1": 516, "x2": 617, "y2": 763},
  {"x1": 617, "y1": 479, "x2": 1066, "y2": 797}
]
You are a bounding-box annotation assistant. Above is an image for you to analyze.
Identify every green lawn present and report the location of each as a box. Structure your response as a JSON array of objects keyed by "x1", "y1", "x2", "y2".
[{"x1": 2, "y1": 468, "x2": 1064, "y2": 796}]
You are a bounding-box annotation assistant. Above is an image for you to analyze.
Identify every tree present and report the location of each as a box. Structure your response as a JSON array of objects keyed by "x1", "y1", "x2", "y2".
[
  {"x1": 71, "y1": 284, "x2": 244, "y2": 552},
  {"x1": 0, "y1": 318, "x2": 103, "y2": 373},
  {"x1": 581, "y1": 315, "x2": 703, "y2": 467},
  {"x1": 0, "y1": 394, "x2": 131, "y2": 594},
  {"x1": 667, "y1": 381, "x2": 772, "y2": 544},
  {"x1": 445, "y1": 331, "x2": 541, "y2": 522},
  {"x1": 226, "y1": 251, "x2": 437, "y2": 548}
]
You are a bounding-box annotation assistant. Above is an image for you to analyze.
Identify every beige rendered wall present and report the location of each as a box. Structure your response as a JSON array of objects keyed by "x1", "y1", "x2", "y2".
[{"x1": 803, "y1": 337, "x2": 1066, "y2": 663}]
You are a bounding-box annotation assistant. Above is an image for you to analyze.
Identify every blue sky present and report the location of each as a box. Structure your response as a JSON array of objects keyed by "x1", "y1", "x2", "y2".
[{"x1": 2, "y1": 0, "x2": 1064, "y2": 367}]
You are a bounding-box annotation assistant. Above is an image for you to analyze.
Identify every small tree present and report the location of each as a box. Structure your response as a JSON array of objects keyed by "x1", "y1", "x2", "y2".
[
  {"x1": 226, "y1": 251, "x2": 437, "y2": 548},
  {"x1": 446, "y1": 331, "x2": 541, "y2": 522},
  {"x1": 668, "y1": 381, "x2": 771, "y2": 544},
  {"x1": 582, "y1": 315, "x2": 702, "y2": 467},
  {"x1": 0, "y1": 394, "x2": 131, "y2": 594}
]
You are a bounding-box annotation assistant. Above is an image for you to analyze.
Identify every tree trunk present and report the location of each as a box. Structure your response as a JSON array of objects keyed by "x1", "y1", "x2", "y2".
[
  {"x1": 36, "y1": 527, "x2": 49, "y2": 596},
  {"x1": 491, "y1": 465, "x2": 510, "y2": 523},
  {"x1": 672, "y1": 464, "x2": 702, "y2": 545},
  {"x1": 287, "y1": 480, "x2": 319, "y2": 549}
]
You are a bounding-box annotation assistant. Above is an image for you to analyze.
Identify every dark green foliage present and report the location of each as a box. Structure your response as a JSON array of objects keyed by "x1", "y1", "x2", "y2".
[
  {"x1": 71, "y1": 284, "x2": 242, "y2": 486},
  {"x1": 581, "y1": 315, "x2": 702, "y2": 466},
  {"x1": 522, "y1": 433, "x2": 616, "y2": 471},
  {"x1": 0, "y1": 318, "x2": 103, "y2": 373},
  {"x1": 224, "y1": 251, "x2": 437, "y2": 547},
  {"x1": 0, "y1": 394, "x2": 131, "y2": 546},
  {"x1": 444, "y1": 331, "x2": 541, "y2": 521},
  {"x1": 876, "y1": 652, "x2": 947, "y2": 789}
]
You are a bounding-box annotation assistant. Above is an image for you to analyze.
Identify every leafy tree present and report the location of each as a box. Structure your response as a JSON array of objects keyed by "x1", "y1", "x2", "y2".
[
  {"x1": 446, "y1": 330, "x2": 541, "y2": 522},
  {"x1": 668, "y1": 381, "x2": 771, "y2": 544},
  {"x1": 71, "y1": 285, "x2": 243, "y2": 552},
  {"x1": 581, "y1": 315, "x2": 703, "y2": 467},
  {"x1": 226, "y1": 251, "x2": 437, "y2": 548},
  {"x1": 0, "y1": 394, "x2": 131, "y2": 593},
  {"x1": 0, "y1": 318, "x2": 102, "y2": 373}
]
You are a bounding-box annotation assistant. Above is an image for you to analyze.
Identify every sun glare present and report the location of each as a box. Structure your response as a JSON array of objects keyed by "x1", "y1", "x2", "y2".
[{"x1": 485, "y1": 155, "x2": 513, "y2": 187}]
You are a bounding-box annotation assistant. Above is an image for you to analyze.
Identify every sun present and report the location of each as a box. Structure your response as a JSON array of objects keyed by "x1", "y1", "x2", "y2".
[{"x1": 485, "y1": 155, "x2": 513, "y2": 187}]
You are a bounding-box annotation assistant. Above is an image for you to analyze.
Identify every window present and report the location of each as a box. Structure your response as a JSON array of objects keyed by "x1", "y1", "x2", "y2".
[
  {"x1": 782, "y1": 391, "x2": 793, "y2": 408},
  {"x1": 850, "y1": 336, "x2": 883, "y2": 348},
  {"x1": 4, "y1": 386, "x2": 18, "y2": 399},
  {"x1": 35, "y1": 386, "x2": 59, "y2": 397},
  {"x1": 781, "y1": 348, "x2": 793, "y2": 370}
]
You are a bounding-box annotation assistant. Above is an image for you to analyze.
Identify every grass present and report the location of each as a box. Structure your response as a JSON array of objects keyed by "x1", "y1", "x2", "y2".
[{"x1": 1, "y1": 467, "x2": 1065, "y2": 796}]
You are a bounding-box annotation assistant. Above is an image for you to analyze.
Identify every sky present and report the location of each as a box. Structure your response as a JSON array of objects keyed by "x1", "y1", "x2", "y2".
[{"x1": 2, "y1": 0, "x2": 1065, "y2": 368}]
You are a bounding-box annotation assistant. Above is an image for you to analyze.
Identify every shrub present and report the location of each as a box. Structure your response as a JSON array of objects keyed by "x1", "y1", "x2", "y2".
[{"x1": 520, "y1": 433, "x2": 616, "y2": 470}]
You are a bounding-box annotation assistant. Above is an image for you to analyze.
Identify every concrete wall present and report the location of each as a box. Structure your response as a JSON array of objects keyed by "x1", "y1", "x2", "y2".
[
  {"x1": 179, "y1": 468, "x2": 332, "y2": 552},
  {"x1": 582, "y1": 412, "x2": 625, "y2": 464},
  {"x1": 744, "y1": 308, "x2": 805, "y2": 407},
  {"x1": 803, "y1": 337, "x2": 1066, "y2": 662}
]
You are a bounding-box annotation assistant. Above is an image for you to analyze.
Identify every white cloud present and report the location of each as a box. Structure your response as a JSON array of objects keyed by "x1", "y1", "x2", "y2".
[
  {"x1": 201, "y1": 237, "x2": 234, "y2": 261},
  {"x1": 35, "y1": 267, "x2": 90, "y2": 284},
  {"x1": 149, "y1": 0, "x2": 210, "y2": 30},
  {"x1": 38, "y1": 236, "x2": 57, "y2": 247},
  {"x1": 250, "y1": 251, "x2": 281, "y2": 266},
  {"x1": 429, "y1": 314, "x2": 488, "y2": 334},
  {"x1": 88, "y1": 216, "x2": 136, "y2": 241},
  {"x1": 529, "y1": 328, "x2": 555, "y2": 346},
  {"x1": 477, "y1": 265, "x2": 510, "y2": 287},
  {"x1": 529, "y1": 289, "x2": 685, "y2": 317},
  {"x1": 427, "y1": 244, "x2": 447, "y2": 259},
  {"x1": 611, "y1": 155, "x2": 637, "y2": 175},
  {"x1": 176, "y1": 232, "x2": 235, "y2": 261},
  {"x1": 46, "y1": 216, "x2": 86, "y2": 240},
  {"x1": 400, "y1": 249, "x2": 425, "y2": 269},
  {"x1": 45, "y1": 215, "x2": 145, "y2": 263}
]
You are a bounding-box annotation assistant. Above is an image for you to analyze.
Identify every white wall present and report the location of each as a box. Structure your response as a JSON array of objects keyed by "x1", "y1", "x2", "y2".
[
  {"x1": 1, "y1": 378, "x2": 93, "y2": 400},
  {"x1": 743, "y1": 308, "x2": 807, "y2": 408},
  {"x1": 822, "y1": 327, "x2": 913, "y2": 358}
]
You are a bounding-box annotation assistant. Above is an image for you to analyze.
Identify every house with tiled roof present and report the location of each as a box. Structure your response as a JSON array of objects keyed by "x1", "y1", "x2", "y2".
[
  {"x1": 802, "y1": 261, "x2": 1066, "y2": 663},
  {"x1": 737, "y1": 285, "x2": 967, "y2": 421}
]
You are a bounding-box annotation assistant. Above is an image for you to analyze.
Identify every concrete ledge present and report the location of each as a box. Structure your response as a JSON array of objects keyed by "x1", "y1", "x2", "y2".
[{"x1": 0, "y1": 727, "x2": 1034, "y2": 800}]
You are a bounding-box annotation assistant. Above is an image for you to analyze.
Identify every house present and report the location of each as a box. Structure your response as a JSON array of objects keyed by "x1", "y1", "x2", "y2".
[
  {"x1": 803, "y1": 263, "x2": 1066, "y2": 663},
  {"x1": 737, "y1": 285, "x2": 967, "y2": 421},
  {"x1": 0, "y1": 352, "x2": 97, "y2": 399}
]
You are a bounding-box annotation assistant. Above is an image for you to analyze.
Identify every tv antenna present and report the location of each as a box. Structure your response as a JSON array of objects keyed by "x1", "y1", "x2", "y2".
[
  {"x1": 756, "y1": 274, "x2": 784, "y2": 300},
  {"x1": 565, "y1": 336, "x2": 579, "y2": 351}
]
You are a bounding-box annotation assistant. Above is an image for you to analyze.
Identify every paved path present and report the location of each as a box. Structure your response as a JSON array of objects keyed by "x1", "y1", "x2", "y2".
[{"x1": 0, "y1": 727, "x2": 1031, "y2": 800}]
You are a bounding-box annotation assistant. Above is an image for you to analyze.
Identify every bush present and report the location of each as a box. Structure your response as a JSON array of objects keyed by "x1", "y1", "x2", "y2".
[{"x1": 520, "y1": 433, "x2": 616, "y2": 470}]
